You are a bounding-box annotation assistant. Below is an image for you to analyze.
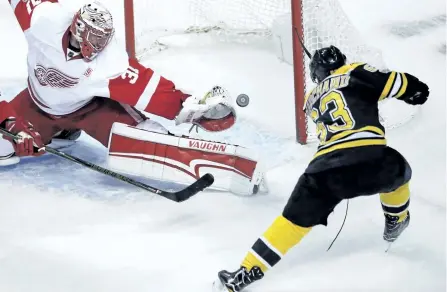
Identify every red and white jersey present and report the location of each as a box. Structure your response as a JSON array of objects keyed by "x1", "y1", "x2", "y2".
[
  {"x1": 8, "y1": 0, "x2": 188, "y2": 118},
  {"x1": 0, "y1": 101, "x2": 16, "y2": 123}
]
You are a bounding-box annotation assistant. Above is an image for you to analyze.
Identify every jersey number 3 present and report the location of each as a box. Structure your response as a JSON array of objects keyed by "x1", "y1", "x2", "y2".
[
  {"x1": 122, "y1": 66, "x2": 140, "y2": 84},
  {"x1": 310, "y1": 90, "x2": 355, "y2": 142}
]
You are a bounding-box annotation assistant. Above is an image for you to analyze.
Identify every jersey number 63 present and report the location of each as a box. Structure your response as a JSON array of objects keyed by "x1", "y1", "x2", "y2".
[{"x1": 310, "y1": 90, "x2": 356, "y2": 142}]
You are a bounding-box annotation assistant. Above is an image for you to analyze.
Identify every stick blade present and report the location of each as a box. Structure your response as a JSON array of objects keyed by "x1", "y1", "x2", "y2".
[{"x1": 172, "y1": 173, "x2": 215, "y2": 202}]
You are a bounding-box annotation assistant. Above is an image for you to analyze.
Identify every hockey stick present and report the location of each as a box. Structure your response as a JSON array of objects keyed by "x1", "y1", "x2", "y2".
[
  {"x1": 0, "y1": 127, "x2": 214, "y2": 202},
  {"x1": 293, "y1": 27, "x2": 312, "y2": 59}
]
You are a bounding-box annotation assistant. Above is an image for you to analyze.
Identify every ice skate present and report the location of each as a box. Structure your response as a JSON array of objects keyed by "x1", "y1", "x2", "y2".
[
  {"x1": 213, "y1": 266, "x2": 264, "y2": 292},
  {"x1": 384, "y1": 211, "x2": 410, "y2": 243}
]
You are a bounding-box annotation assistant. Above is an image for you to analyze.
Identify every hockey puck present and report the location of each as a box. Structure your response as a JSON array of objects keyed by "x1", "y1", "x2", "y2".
[{"x1": 236, "y1": 94, "x2": 250, "y2": 107}]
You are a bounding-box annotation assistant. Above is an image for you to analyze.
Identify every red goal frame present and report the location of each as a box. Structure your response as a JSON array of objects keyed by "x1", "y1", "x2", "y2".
[{"x1": 123, "y1": 0, "x2": 309, "y2": 144}]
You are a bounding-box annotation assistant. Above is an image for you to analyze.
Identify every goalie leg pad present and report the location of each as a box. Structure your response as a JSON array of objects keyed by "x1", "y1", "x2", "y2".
[{"x1": 107, "y1": 122, "x2": 265, "y2": 196}]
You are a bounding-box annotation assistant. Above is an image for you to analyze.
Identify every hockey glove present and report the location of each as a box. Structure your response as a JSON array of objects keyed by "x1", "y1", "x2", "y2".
[
  {"x1": 400, "y1": 73, "x2": 429, "y2": 105},
  {"x1": 1, "y1": 118, "x2": 45, "y2": 157},
  {"x1": 175, "y1": 86, "x2": 236, "y2": 132}
]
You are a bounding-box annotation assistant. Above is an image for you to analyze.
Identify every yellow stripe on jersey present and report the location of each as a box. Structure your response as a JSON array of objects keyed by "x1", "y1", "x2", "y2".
[
  {"x1": 395, "y1": 73, "x2": 409, "y2": 99},
  {"x1": 304, "y1": 91, "x2": 312, "y2": 107},
  {"x1": 314, "y1": 138, "x2": 386, "y2": 159},
  {"x1": 319, "y1": 126, "x2": 385, "y2": 146},
  {"x1": 379, "y1": 72, "x2": 397, "y2": 101}
]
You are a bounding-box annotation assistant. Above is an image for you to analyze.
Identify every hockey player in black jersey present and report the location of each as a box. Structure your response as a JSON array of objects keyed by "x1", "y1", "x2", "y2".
[{"x1": 214, "y1": 46, "x2": 429, "y2": 292}]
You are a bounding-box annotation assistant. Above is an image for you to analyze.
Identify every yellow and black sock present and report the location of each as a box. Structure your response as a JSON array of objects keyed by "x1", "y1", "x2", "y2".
[
  {"x1": 241, "y1": 215, "x2": 311, "y2": 273},
  {"x1": 380, "y1": 182, "x2": 410, "y2": 222}
]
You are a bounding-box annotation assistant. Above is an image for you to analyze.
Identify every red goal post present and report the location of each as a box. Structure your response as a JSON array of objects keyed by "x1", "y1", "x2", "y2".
[
  {"x1": 290, "y1": 0, "x2": 307, "y2": 144},
  {"x1": 124, "y1": 0, "x2": 137, "y2": 60}
]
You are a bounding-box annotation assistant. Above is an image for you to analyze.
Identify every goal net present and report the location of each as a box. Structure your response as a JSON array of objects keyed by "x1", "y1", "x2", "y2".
[{"x1": 92, "y1": 0, "x2": 419, "y2": 143}]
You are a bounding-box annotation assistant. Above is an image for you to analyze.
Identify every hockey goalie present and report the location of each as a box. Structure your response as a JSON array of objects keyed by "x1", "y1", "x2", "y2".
[{"x1": 0, "y1": 0, "x2": 266, "y2": 195}]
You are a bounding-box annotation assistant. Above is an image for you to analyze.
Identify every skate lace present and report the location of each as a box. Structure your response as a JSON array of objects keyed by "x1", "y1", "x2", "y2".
[
  {"x1": 228, "y1": 268, "x2": 262, "y2": 291},
  {"x1": 385, "y1": 214, "x2": 399, "y2": 226},
  {"x1": 384, "y1": 214, "x2": 404, "y2": 236}
]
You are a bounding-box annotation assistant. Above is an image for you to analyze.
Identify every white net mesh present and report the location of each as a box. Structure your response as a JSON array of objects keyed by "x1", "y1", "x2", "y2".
[
  {"x1": 107, "y1": 0, "x2": 419, "y2": 142},
  {"x1": 127, "y1": 0, "x2": 292, "y2": 57}
]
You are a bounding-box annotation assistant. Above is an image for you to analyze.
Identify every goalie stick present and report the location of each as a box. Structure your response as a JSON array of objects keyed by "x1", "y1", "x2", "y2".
[{"x1": 0, "y1": 127, "x2": 214, "y2": 202}]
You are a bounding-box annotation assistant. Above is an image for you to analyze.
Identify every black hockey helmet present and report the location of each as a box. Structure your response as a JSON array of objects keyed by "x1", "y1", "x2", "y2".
[{"x1": 309, "y1": 46, "x2": 347, "y2": 83}]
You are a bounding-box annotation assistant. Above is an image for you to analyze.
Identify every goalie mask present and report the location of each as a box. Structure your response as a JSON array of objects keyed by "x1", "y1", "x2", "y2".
[
  {"x1": 309, "y1": 46, "x2": 346, "y2": 83},
  {"x1": 70, "y1": 2, "x2": 115, "y2": 62}
]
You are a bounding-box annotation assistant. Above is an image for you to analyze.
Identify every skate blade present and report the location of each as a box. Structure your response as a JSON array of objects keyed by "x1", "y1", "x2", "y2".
[
  {"x1": 385, "y1": 242, "x2": 393, "y2": 252},
  {"x1": 212, "y1": 279, "x2": 228, "y2": 292}
]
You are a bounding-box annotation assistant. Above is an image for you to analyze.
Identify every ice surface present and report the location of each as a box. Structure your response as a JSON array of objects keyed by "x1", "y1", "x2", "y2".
[{"x1": 0, "y1": 0, "x2": 445, "y2": 291}]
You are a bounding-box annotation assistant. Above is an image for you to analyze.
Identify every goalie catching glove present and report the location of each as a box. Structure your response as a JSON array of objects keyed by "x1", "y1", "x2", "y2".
[{"x1": 175, "y1": 86, "x2": 236, "y2": 132}]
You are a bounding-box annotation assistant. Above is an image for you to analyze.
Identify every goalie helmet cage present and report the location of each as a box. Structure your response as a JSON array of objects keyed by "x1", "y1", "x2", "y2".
[{"x1": 122, "y1": 0, "x2": 419, "y2": 144}]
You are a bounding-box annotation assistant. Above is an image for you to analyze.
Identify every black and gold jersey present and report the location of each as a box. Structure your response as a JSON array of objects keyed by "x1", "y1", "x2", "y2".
[{"x1": 304, "y1": 62, "x2": 411, "y2": 172}]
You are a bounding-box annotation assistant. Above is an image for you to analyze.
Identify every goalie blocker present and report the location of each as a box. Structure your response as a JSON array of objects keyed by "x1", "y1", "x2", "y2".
[{"x1": 107, "y1": 122, "x2": 266, "y2": 196}]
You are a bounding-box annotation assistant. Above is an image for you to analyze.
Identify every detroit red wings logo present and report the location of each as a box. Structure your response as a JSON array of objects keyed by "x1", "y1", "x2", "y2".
[{"x1": 34, "y1": 65, "x2": 79, "y2": 88}]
